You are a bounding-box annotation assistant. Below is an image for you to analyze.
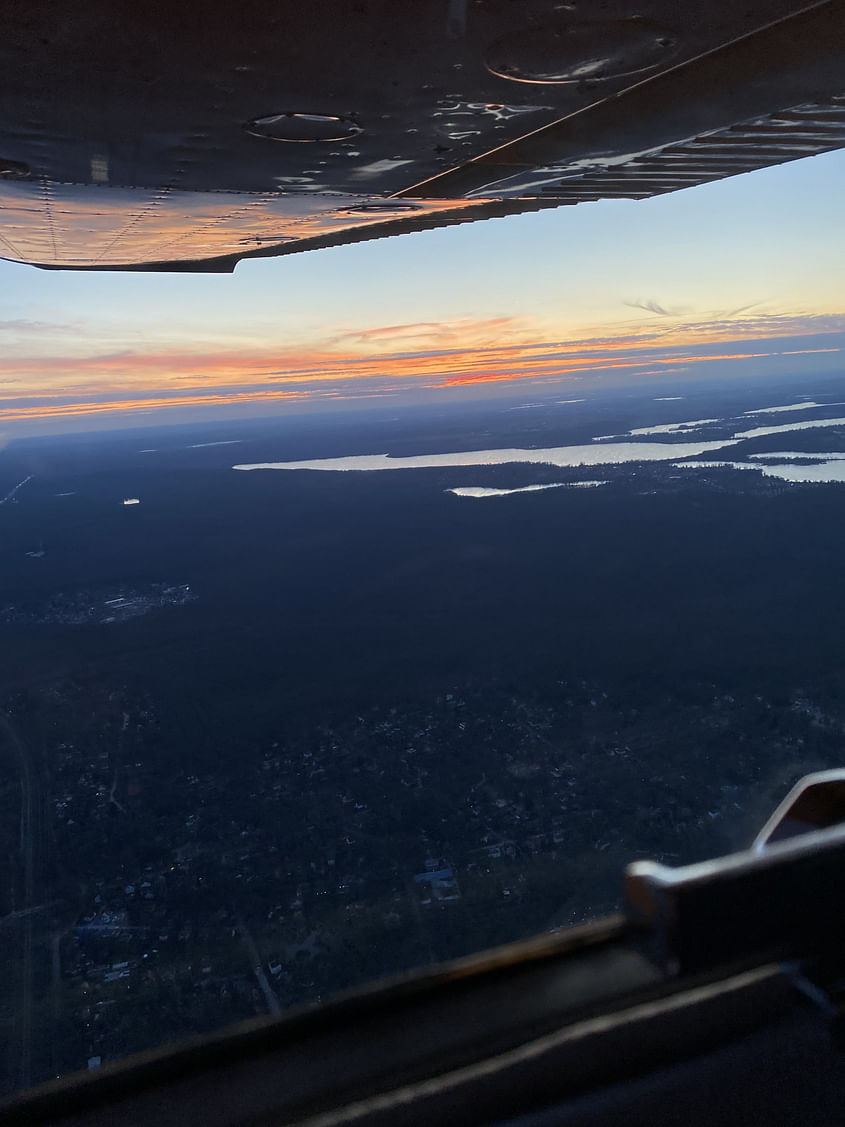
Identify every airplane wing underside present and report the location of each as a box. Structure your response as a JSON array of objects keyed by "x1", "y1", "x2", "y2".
[{"x1": 1, "y1": 0, "x2": 844, "y2": 272}]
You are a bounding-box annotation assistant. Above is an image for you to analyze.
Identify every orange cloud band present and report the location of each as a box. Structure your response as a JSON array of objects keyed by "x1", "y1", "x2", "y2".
[
  {"x1": 1, "y1": 315, "x2": 842, "y2": 422},
  {"x1": 0, "y1": 387, "x2": 309, "y2": 423}
]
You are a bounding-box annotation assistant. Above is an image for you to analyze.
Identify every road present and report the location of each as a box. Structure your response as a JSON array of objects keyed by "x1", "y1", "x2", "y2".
[
  {"x1": 0, "y1": 475, "x2": 33, "y2": 506},
  {"x1": 236, "y1": 915, "x2": 281, "y2": 1017}
]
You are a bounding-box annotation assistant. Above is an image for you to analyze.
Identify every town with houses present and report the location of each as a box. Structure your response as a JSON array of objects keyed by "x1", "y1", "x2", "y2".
[
  {"x1": 2, "y1": 672, "x2": 841, "y2": 1089},
  {"x1": 0, "y1": 583, "x2": 196, "y2": 627}
]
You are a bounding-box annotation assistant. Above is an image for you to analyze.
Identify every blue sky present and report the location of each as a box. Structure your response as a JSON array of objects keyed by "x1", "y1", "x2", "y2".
[{"x1": 1, "y1": 147, "x2": 843, "y2": 435}]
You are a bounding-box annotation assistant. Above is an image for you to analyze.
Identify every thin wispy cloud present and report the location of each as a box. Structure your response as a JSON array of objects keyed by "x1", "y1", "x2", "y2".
[
  {"x1": 0, "y1": 318, "x2": 84, "y2": 334},
  {"x1": 622, "y1": 298, "x2": 768, "y2": 323},
  {"x1": 330, "y1": 316, "x2": 528, "y2": 350},
  {"x1": 623, "y1": 298, "x2": 689, "y2": 317},
  {"x1": 723, "y1": 301, "x2": 762, "y2": 319}
]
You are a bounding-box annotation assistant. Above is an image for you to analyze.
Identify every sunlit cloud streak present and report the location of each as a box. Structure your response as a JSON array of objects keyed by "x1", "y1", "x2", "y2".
[
  {"x1": 0, "y1": 388, "x2": 308, "y2": 423},
  {"x1": 430, "y1": 345, "x2": 842, "y2": 389}
]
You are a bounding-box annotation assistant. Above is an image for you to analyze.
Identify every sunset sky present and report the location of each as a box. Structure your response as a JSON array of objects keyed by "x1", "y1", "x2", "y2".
[{"x1": 1, "y1": 147, "x2": 844, "y2": 436}]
